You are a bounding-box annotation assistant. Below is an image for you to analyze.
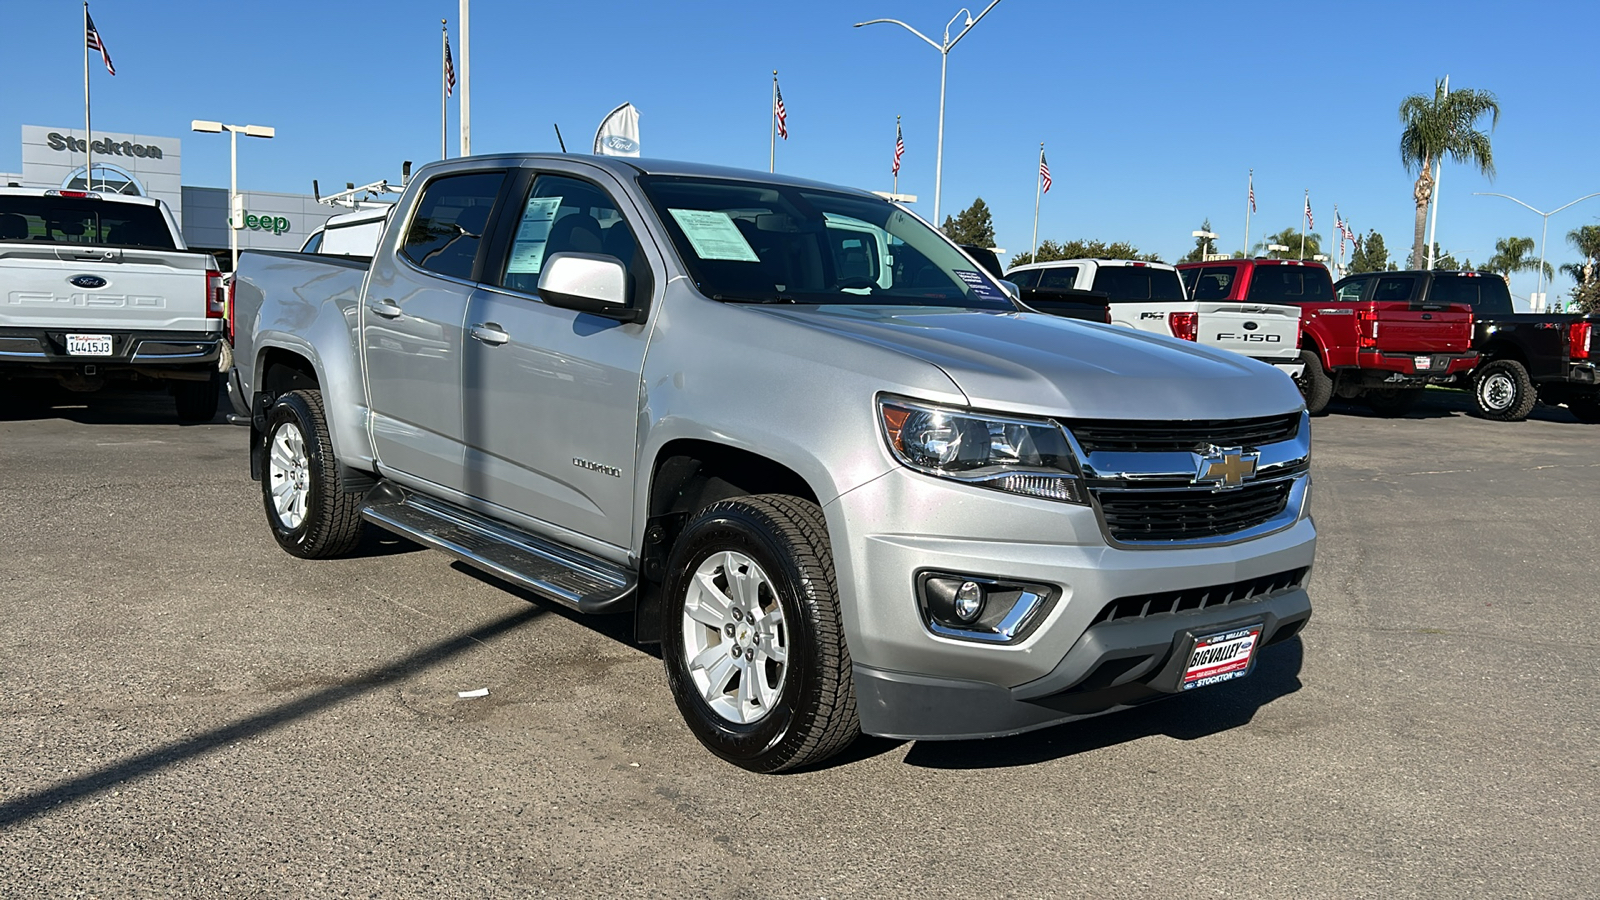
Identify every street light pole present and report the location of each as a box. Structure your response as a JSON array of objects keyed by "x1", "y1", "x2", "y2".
[
  {"x1": 855, "y1": 0, "x2": 1004, "y2": 226},
  {"x1": 192, "y1": 120, "x2": 276, "y2": 273},
  {"x1": 1192, "y1": 229, "x2": 1218, "y2": 260},
  {"x1": 1473, "y1": 191, "x2": 1600, "y2": 301}
]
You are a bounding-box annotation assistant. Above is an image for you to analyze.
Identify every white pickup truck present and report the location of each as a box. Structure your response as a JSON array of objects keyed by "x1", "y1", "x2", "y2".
[
  {"x1": 0, "y1": 187, "x2": 224, "y2": 420},
  {"x1": 1006, "y1": 258, "x2": 1303, "y2": 379}
]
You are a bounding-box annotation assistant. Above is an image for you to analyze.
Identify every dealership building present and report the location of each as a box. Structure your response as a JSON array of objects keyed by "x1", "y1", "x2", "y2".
[{"x1": 2, "y1": 125, "x2": 348, "y2": 270}]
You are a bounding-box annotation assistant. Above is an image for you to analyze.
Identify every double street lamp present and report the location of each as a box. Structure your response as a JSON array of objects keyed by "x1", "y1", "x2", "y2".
[
  {"x1": 191, "y1": 120, "x2": 275, "y2": 272},
  {"x1": 1473, "y1": 190, "x2": 1600, "y2": 301},
  {"x1": 854, "y1": 0, "x2": 1004, "y2": 226},
  {"x1": 1192, "y1": 229, "x2": 1218, "y2": 260}
]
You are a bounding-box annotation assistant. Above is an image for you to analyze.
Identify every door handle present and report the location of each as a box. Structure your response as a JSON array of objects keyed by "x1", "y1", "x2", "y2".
[
  {"x1": 470, "y1": 322, "x2": 510, "y2": 345},
  {"x1": 367, "y1": 299, "x2": 402, "y2": 319}
]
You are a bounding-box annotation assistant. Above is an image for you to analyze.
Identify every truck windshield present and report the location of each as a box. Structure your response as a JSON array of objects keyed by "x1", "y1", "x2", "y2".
[
  {"x1": 1090, "y1": 266, "x2": 1185, "y2": 302},
  {"x1": 0, "y1": 195, "x2": 176, "y2": 249},
  {"x1": 1428, "y1": 274, "x2": 1514, "y2": 314},
  {"x1": 637, "y1": 175, "x2": 1016, "y2": 309},
  {"x1": 1247, "y1": 266, "x2": 1333, "y2": 303}
]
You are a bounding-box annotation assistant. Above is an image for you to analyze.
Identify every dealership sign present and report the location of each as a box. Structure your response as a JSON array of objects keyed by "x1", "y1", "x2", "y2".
[
  {"x1": 242, "y1": 213, "x2": 293, "y2": 235},
  {"x1": 46, "y1": 131, "x2": 168, "y2": 160}
]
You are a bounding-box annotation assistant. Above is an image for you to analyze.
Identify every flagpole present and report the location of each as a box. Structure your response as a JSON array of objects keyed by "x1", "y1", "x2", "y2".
[
  {"x1": 892, "y1": 115, "x2": 899, "y2": 197},
  {"x1": 1300, "y1": 189, "x2": 1308, "y2": 260},
  {"x1": 83, "y1": 2, "x2": 92, "y2": 190},
  {"x1": 770, "y1": 71, "x2": 777, "y2": 174},
  {"x1": 1244, "y1": 169, "x2": 1252, "y2": 257},
  {"x1": 1031, "y1": 143, "x2": 1043, "y2": 261},
  {"x1": 441, "y1": 20, "x2": 448, "y2": 161},
  {"x1": 1425, "y1": 75, "x2": 1448, "y2": 270},
  {"x1": 458, "y1": 0, "x2": 470, "y2": 156}
]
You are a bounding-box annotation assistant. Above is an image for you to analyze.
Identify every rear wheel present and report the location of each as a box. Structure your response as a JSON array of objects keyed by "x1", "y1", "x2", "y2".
[
  {"x1": 1294, "y1": 350, "x2": 1334, "y2": 415},
  {"x1": 1363, "y1": 387, "x2": 1424, "y2": 417},
  {"x1": 173, "y1": 373, "x2": 221, "y2": 423},
  {"x1": 1473, "y1": 359, "x2": 1537, "y2": 422},
  {"x1": 261, "y1": 389, "x2": 365, "y2": 559}
]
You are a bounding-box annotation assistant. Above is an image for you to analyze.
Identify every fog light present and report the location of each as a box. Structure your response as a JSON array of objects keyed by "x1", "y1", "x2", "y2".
[{"x1": 954, "y1": 581, "x2": 984, "y2": 621}]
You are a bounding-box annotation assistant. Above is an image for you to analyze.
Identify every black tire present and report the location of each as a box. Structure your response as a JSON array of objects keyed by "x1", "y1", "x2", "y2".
[
  {"x1": 261, "y1": 389, "x2": 365, "y2": 559},
  {"x1": 1362, "y1": 387, "x2": 1424, "y2": 417},
  {"x1": 1473, "y1": 359, "x2": 1537, "y2": 422},
  {"x1": 661, "y1": 494, "x2": 859, "y2": 773},
  {"x1": 1295, "y1": 349, "x2": 1334, "y2": 416},
  {"x1": 173, "y1": 373, "x2": 221, "y2": 423},
  {"x1": 1567, "y1": 393, "x2": 1600, "y2": 424}
]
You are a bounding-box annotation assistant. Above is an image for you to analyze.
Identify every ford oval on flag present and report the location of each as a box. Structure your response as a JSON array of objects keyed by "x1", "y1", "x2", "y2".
[{"x1": 593, "y1": 103, "x2": 641, "y2": 158}]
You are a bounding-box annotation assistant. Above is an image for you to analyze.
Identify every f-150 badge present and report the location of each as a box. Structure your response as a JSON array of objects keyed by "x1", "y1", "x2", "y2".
[{"x1": 1194, "y1": 446, "x2": 1259, "y2": 489}]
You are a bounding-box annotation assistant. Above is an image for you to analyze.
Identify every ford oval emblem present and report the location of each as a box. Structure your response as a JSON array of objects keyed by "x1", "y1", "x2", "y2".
[
  {"x1": 1243, "y1": 321, "x2": 1258, "y2": 330},
  {"x1": 70, "y1": 274, "x2": 108, "y2": 289},
  {"x1": 604, "y1": 136, "x2": 638, "y2": 152}
]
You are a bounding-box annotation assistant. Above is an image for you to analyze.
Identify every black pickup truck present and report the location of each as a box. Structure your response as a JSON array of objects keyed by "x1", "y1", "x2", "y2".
[{"x1": 1333, "y1": 270, "x2": 1599, "y2": 422}]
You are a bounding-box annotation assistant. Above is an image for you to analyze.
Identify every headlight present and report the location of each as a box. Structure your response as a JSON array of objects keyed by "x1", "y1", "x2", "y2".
[{"x1": 877, "y1": 397, "x2": 1087, "y2": 504}]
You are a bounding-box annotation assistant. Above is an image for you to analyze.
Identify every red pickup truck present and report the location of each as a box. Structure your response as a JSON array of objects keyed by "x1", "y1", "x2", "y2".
[{"x1": 1177, "y1": 259, "x2": 1477, "y2": 415}]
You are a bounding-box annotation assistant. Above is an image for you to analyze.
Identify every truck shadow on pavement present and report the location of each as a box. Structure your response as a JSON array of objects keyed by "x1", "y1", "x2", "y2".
[
  {"x1": 0, "y1": 388, "x2": 227, "y2": 426},
  {"x1": 895, "y1": 638, "x2": 1304, "y2": 770},
  {"x1": 1326, "y1": 390, "x2": 1588, "y2": 424},
  {"x1": 0, "y1": 604, "x2": 549, "y2": 829}
]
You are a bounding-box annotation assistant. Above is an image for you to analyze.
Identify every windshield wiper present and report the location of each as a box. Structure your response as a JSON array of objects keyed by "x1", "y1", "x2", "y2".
[{"x1": 710, "y1": 294, "x2": 800, "y2": 304}]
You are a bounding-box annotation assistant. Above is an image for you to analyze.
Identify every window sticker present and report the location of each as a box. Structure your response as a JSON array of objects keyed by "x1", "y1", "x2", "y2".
[
  {"x1": 668, "y1": 208, "x2": 761, "y2": 262},
  {"x1": 505, "y1": 197, "x2": 563, "y2": 274},
  {"x1": 954, "y1": 268, "x2": 1006, "y2": 303}
]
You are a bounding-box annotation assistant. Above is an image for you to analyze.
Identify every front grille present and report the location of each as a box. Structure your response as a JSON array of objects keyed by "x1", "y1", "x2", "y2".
[
  {"x1": 1065, "y1": 413, "x2": 1300, "y2": 454},
  {"x1": 1096, "y1": 480, "x2": 1292, "y2": 542},
  {"x1": 1092, "y1": 567, "x2": 1308, "y2": 625}
]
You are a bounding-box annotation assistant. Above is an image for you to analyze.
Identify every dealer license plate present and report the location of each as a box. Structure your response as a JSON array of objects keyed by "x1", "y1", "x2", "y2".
[
  {"x1": 66, "y1": 334, "x2": 113, "y2": 356},
  {"x1": 1414, "y1": 355, "x2": 1432, "y2": 370},
  {"x1": 1182, "y1": 625, "x2": 1263, "y2": 691}
]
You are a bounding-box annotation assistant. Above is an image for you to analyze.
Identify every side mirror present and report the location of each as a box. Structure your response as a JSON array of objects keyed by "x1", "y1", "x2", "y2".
[
  {"x1": 537, "y1": 252, "x2": 641, "y2": 323},
  {"x1": 998, "y1": 279, "x2": 1021, "y2": 300}
]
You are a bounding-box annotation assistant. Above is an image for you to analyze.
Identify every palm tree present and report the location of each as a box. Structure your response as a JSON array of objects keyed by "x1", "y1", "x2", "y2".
[
  {"x1": 1252, "y1": 226, "x2": 1322, "y2": 260},
  {"x1": 1560, "y1": 224, "x2": 1600, "y2": 286},
  {"x1": 1398, "y1": 79, "x2": 1500, "y2": 269},
  {"x1": 1484, "y1": 236, "x2": 1553, "y2": 282}
]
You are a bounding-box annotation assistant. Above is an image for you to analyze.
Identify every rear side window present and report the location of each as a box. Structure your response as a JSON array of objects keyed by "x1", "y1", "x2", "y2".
[
  {"x1": 1092, "y1": 266, "x2": 1184, "y2": 302},
  {"x1": 401, "y1": 171, "x2": 506, "y2": 280},
  {"x1": 1246, "y1": 266, "x2": 1334, "y2": 303},
  {"x1": 1037, "y1": 266, "x2": 1080, "y2": 290},
  {"x1": 0, "y1": 195, "x2": 176, "y2": 248},
  {"x1": 1336, "y1": 278, "x2": 1367, "y2": 302},
  {"x1": 1189, "y1": 266, "x2": 1235, "y2": 301},
  {"x1": 1428, "y1": 275, "x2": 1513, "y2": 313},
  {"x1": 1007, "y1": 268, "x2": 1040, "y2": 288},
  {"x1": 1373, "y1": 277, "x2": 1415, "y2": 303}
]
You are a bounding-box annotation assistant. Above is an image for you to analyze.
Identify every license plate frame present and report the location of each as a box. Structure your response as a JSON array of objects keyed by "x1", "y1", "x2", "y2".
[
  {"x1": 1413, "y1": 355, "x2": 1432, "y2": 371},
  {"x1": 66, "y1": 333, "x2": 114, "y2": 357},
  {"x1": 1182, "y1": 624, "x2": 1263, "y2": 691}
]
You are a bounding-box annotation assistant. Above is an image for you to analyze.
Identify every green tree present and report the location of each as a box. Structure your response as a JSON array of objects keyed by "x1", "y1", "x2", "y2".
[
  {"x1": 1252, "y1": 226, "x2": 1322, "y2": 260},
  {"x1": 1425, "y1": 243, "x2": 1468, "y2": 271},
  {"x1": 1180, "y1": 219, "x2": 1217, "y2": 263},
  {"x1": 1009, "y1": 238, "x2": 1161, "y2": 267},
  {"x1": 1484, "y1": 236, "x2": 1552, "y2": 282},
  {"x1": 941, "y1": 197, "x2": 996, "y2": 247},
  {"x1": 1570, "y1": 281, "x2": 1600, "y2": 314},
  {"x1": 1347, "y1": 230, "x2": 1397, "y2": 273},
  {"x1": 1398, "y1": 78, "x2": 1500, "y2": 268},
  {"x1": 1559, "y1": 224, "x2": 1600, "y2": 288}
]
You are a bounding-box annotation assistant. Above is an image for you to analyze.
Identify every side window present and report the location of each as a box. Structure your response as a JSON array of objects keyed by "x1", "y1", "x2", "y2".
[
  {"x1": 1191, "y1": 266, "x2": 1234, "y2": 301},
  {"x1": 401, "y1": 171, "x2": 506, "y2": 280},
  {"x1": 1037, "y1": 266, "x2": 1079, "y2": 290},
  {"x1": 499, "y1": 174, "x2": 648, "y2": 301},
  {"x1": 1336, "y1": 278, "x2": 1367, "y2": 302},
  {"x1": 1008, "y1": 269, "x2": 1040, "y2": 288},
  {"x1": 1373, "y1": 277, "x2": 1414, "y2": 303},
  {"x1": 301, "y1": 231, "x2": 324, "y2": 254},
  {"x1": 1182, "y1": 268, "x2": 1199, "y2": 295}
]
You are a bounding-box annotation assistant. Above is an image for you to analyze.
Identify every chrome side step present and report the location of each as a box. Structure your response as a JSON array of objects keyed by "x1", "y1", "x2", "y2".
[{"x1": 362, "y1": 486, "x2": 636, "y2": 614}]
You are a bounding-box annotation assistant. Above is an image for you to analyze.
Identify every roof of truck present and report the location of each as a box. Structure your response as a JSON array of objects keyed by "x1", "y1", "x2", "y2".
[
  {"x1": 0, "y1": 186, "x2": 163, "y2": 207},
  {"x1": 415, "y1": 154, "x2": 880, "y2": 198}
]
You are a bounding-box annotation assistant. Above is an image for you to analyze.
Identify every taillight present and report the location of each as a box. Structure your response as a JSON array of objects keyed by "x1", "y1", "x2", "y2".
[
  {"x1": 1357, "y1": 308, "x2": 1378, "y2": 349},
  {"x1": 1168, "y1": 311, "x2": 1197, "y2": 341},
  {"x1": 206, "y1": 269, "x2": 224, "y2": 319},
  {"x1": 1103, "y1": 306, "x2": 1112, "y2": 325},
  {"x1": 1572, "y1": 321, "x2": 1592, "y2": 360},
  {"x1": 225, "y1": 275, "x2": 238, "y2": 345}
]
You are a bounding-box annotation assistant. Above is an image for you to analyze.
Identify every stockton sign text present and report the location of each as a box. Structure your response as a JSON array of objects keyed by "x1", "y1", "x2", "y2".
[{"x1": 46, "y1": 132, "x2": 166, "y2": 160}]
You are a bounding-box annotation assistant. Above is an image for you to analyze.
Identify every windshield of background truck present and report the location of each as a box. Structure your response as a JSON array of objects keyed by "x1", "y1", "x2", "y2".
[
  {"x1": 1428, "y1": 274, "x2": 1514, "y2": 314},
  {"x1": 0, "y1": 196, "x2": 176, "y2": 249},
  {"x1": 637, "y1": 175, "x2": 1015, "y2": 309},
  {"x1": 1090, "y1": 266, "x2": 1185, "y2": 302},
  {"x1": 1246, "y1": 266, "x2": 1333, "y2": 303}
]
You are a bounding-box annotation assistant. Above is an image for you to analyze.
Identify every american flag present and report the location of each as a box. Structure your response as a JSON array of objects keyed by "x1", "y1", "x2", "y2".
[
  {"x1": 774, "y1": 80, "x2": 788, "y2": 140},
  {"x1": 86, "y1": 9, "x2": 115, "y2": 76},
  {"x1": 1040, "y1": 150, "x2": 1052, "y2": 194},
  {"x1": 1304, "y1": 193, "x2": 1314, "y2": 230},
  {"x1": 1248, "y1": 173, "x2": 1256, "y2": 214},
  {"x1": 444, "y1": 31, "x2": 456, "y2": 97},
  {"x1": 1336, "y1": 209, "x2": 1346, "y2": 253},
  {"x1": 892, "y1": 122, "x2": 904, "y2": 176}
]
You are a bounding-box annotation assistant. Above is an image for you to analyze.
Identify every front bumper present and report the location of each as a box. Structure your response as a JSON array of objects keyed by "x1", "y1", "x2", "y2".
[{"x1": 825, "y1": 465, "x2": 1317, "y2": 740}]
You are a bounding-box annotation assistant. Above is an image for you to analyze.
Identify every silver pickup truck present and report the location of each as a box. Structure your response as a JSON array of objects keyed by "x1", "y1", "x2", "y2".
[
  {"x1": 1, "y1": 187, "x2": 224, "y2": 420},
  {"x1": 230, "y1": 155, "x2": 1315, "y2": 772}
]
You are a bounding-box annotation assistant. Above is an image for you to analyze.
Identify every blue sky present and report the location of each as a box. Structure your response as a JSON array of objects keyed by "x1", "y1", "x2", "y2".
[{"x1": 4, "y1": 0, "x2": 1596, "y2": 303}]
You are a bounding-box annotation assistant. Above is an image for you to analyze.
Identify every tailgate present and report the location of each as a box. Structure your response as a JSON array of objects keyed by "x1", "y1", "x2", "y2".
[
  {"x1": 0, "y1": 245, "x2": 215, "y2": 332},
  {"x1": 1368, "y1": 303, "x2": 1472, "y2": 353},
  {"x1": 1197, "y1": 302, "x2": 1300, "y2": 360}
]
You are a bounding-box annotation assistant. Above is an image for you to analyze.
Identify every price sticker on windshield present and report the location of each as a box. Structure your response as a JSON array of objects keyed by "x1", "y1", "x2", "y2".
[{"x1": 953, "y1": 269, "x2": 1006, "y2": 303}]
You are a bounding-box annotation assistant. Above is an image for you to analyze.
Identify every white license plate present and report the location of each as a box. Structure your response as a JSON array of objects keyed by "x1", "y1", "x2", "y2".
[
  {"x1": 66, "y1": 334, "x2": 114, "y2": 356},
  {"x1": 1182, "y1": 625, "x2": 1263, "y2": 691},
  {"x1": 1414, "y1": 355, "x2": 1432, "y2": 370}
]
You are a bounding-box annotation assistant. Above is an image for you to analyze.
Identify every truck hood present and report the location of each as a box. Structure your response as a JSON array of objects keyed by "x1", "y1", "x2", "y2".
[{"x1": 751, "y1": 305, "x2": 1304, "y2": 420}]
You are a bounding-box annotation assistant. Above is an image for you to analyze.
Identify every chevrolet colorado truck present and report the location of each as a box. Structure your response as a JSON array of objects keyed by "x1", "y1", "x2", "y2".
[
  {"x1": 0, "y1": 187, "x2": 224, "y2": 420},
  {"x1": 1334, "y1": 269, "x2": 1599, "y2": 422},
  {"x1": 230, "y1": 156, "x2": 1315, "y2": 771},
  {"x1": 1009, "y1": 258, "x2": 1305, "y2": 380},
  {"x1": 1178, "y1": 259, "x2": 1478, "y2": 416}
]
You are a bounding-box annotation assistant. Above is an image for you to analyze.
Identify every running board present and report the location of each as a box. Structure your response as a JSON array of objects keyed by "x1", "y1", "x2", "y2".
[{"x1": 361, "y1": 486, "x2": 636, "y2": 614}]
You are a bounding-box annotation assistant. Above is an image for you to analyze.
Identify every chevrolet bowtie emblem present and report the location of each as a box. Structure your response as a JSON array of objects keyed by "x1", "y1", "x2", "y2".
[{"x1": 1195, "y1": 446, "x2": 1259, "y2": 489}]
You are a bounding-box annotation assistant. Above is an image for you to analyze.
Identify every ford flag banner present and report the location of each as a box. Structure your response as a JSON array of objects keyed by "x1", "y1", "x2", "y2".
[{"x1": 593, "y1": 103, "x2": 641, "y2": 158}]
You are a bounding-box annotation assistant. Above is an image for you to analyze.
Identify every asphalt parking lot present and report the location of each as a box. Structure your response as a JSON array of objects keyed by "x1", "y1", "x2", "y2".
[{"x1": 1, "y1": 388, "x2": 1596, "y2": 899}]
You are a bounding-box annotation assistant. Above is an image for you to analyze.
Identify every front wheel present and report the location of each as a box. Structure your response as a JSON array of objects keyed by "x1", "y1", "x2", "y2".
[
  {"x1": 261, "y1": 389, "x2": 366, "y2": 559},
  {"x1": 661, "y1": 495, "x2": 859, "y2": 773},
  {"x1": 1473, "y1": 359, "x2": 1537, "y2": 422}
]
